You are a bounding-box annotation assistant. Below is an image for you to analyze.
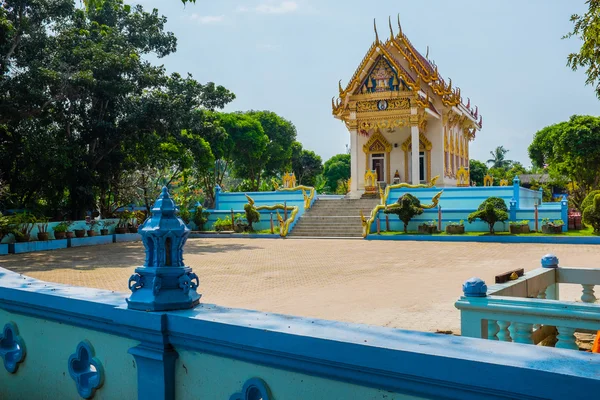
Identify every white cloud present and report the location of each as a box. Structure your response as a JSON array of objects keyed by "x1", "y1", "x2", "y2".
[
  {"x1": 237, "y1": 1, "x2": 298, "y2": 14},
  {"x1": 189, "y1": 13, "x2": 225, "y2": 24}
]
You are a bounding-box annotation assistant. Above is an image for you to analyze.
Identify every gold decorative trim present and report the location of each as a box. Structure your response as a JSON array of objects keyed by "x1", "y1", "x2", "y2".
[
  {"x1": 499, "y1": 179, "x2": 509, "y2": 187},
  {"x1": 456, "y1": 166, "x2": 469, "y2": 187},
  {"x1": 484, "y1": 174, "x2": 493, "y2": 187},
  {"x1": 245, "y1": 194, "x2": 299, "y2": 237}
]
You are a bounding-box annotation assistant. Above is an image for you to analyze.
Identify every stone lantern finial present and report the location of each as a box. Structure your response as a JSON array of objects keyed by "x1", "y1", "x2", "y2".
[{"x1": 127, "y1": 187, "x2": 200, "y2": 311}]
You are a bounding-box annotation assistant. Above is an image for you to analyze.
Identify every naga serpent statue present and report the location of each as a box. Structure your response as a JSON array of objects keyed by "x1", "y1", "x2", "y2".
[
  {"x1": 359, "y1": 176, "x2": 443, "y2": 238},
  {"x1": 245, "y1": 194, "x2": 299, "y2": 237},
  {"x1": 271, "y1": 179, "x2": 316, "y2": 210}
]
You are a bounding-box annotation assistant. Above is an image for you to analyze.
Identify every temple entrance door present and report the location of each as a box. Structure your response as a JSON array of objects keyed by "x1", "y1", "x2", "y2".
[{"x1": 370, "y1": 153, "x2": 385, "y2": 183}]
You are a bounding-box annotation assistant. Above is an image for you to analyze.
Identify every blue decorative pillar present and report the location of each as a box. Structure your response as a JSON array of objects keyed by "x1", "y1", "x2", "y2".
[
  {"x1": 560, "y1": 195, "x2": 568, "y2": 232},
  {"x1": 509, "y1": 198, "x2": 517, "y2": 222},
  {"x1": 214, "y1": 185, "x2": 222, "y2": 209},
  {"x1": 538, "y1": 186, "x2": 544, "y2": 205},
  {"x1": 127, "y1": 187, "x2": 201, "y2": 311},
  {"x1": 460, "y1": 277, "x2": 488, "y2": 338},
  {"x1": 541, "y1": 254, "x2": 559, "y2": 300},
  {"x1": 512, "y1": 176, "x2": 520, "y2": 209}
]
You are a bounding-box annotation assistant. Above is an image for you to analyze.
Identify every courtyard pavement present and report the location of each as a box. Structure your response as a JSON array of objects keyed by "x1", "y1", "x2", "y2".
[{"x1": 0, "y1": 238, "x2": 595, "y2": 333}]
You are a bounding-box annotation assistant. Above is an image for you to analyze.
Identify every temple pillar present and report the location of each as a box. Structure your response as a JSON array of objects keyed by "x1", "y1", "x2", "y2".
[
  {"x1": 349, "y1": 129, "x2": 360, "y2": 197},
  {"x1": 411, "y1": 124, "x2": 420, "y2": 184}
]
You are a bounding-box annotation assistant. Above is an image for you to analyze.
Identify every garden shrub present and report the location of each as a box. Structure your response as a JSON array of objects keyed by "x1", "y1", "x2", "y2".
[
  {"x1": 468, "y1": 197, "x2": 508, "y2": 234},
  {"x1": 384, "y1": 193, "x2": 423, "y2": 233},
  {"x1": 583, "y1": 194, "x2": 600, "y2": 233},
  {"x1": 193, "y1": 206, "x2": 210, "y2": 231},
  {"x1": 244, "y1": 203, "x2": 260, "y2": 231},
  {"x1": 582, "y1": 190, "x2": 600, "y2": 211},
  {"x1": 214, "y1": 216, "x2": 233, "y2": 231}
]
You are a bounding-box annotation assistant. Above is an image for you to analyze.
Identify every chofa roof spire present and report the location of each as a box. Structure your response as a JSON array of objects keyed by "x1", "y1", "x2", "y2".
[{"x1": 373, "y1": 18, "x2": 379, "y2": 43}]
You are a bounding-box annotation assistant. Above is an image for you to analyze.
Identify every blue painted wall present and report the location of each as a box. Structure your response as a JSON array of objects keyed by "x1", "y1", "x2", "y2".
[{"x1": 207, "y1": 190, "x2": 309, "y2": 232}]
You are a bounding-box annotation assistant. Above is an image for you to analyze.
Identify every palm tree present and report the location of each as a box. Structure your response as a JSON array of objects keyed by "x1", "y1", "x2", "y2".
[{"x1": 487, "y1": 146, "x2": 513, "y2": 169}]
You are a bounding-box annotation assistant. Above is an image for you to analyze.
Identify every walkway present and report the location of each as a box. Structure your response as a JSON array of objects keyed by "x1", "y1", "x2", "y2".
[{"x1": 0, "y1": 238, "x2": 594, "y2": 333}]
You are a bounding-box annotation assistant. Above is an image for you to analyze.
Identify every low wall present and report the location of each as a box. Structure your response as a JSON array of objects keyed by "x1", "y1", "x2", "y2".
[
  {"x1": 370, "y1": 185, "x2": 565, "y2": 234},
  {"x1": 208, "y1": 189, "x2": 311, "y2": 232},
  {"x1": 0, "y1": 218, "x2": 120, "y2": 244},
  {"x1": 0, "y1": 267, "x2": 598, "y2": 400}
]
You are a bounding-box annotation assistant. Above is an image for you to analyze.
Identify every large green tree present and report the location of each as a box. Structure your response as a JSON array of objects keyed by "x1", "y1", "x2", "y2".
[
  {"x1": 529, "y1": 115, "x2": 600, "y2": 210},
  {"x1": 0, "y1": 0, "x2": 234, "y2": 217},
  {"x1": 291, "y1": 141, "x2": 323, "y2": 186},
  {"x1": 565, "y1": 0, "x2": 600, "y2": 98},
  {"x1": 219, "y1": 113, "x2": 269, "y2": 191},
  {"x1": 323, "y1": 153, "x2": 350, "y2": 193}
]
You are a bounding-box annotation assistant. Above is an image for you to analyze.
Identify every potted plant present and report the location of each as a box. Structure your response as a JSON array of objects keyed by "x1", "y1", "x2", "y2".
[
  {"x1": 542, "y1": 219, "x2": 564, "y2": 234},
  {"x1": 0, "y1": 212, "x2": 11, "y2": 244},
  {"x1": 64, "y1": 221, "x2": 75, "y2": 238},
  {"x1": 193, "y1": 205, "x2": 210, "y2": 231},
  {"x1": 418, "y1": 220, "x2": 438, "y2": 234},
  {"x1": 86, "y1": 220, "x2": 99, "y2": 237},
  {"x1": 509, "y1": 220, "x2": 530, "y2": 234},
  {"x1": 445, "y1": 220, "x2": 465, "y2": 234},
  {"x1": 37, "y1": 216, "x2": 50, "y2": 241},
  {"x1": 11, "y1": 213, "x2": 35, "y2": 243},
  {"x1": 99, "y1": 220, "x2": 114, "y2": 236},
  {"x1": 115, "y1": 211, "x2": 130, "y2": 234},
  {"x1": 53, "y1": 221, "x2": 69, "y2": 240}
]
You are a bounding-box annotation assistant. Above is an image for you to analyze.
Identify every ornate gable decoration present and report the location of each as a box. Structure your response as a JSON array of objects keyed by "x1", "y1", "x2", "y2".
[
  {"x1": 363, "y1": 129, "x2": 392, "y2": 153},
  {"x1": 357, "y1": 56, "x2": 407, "y2": 94}
]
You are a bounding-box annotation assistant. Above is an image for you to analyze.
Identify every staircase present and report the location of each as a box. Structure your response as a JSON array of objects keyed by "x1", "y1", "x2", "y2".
[{"x1": 290, "y1": 198, "x2": 380, "y2": 238}]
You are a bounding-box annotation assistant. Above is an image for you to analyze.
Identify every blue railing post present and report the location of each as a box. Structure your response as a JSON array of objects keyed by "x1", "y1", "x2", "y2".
[
  {"x1": 541, "y1": 254, "x2": 560, "y2": 300},
  {"x1": 509, "y1": 198, "x2": 517, "y2": 222},
  {"x1": 561, "y1": 195, "x2": 568, "y2": 232},
  {"x1": 512, "y1": 176, "x2": 520, "y2": 209},
  {"x1": 538, "y1": 187, "x2": 544, "y2": 205}
]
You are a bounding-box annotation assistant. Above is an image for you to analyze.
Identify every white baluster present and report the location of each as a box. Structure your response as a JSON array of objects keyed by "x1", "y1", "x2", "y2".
[
  {"x1": 496, "y1": 321, "x2": 512, "y2": 342},
  {"x1": 533, "y1": 288, "x2": 547, "y2": 330},
  {"x1": 512, "y1": 322, "x2": 534, "y2": 344},
  {"x1": 555, "y1": 326, "x2": 578, "y2": 350},
  {"x1": 581, "y1": 284, "x2": 596, "y2": 303},
  {"x1": 487, "y1": 320, "x2": 499, "y2": 340}
]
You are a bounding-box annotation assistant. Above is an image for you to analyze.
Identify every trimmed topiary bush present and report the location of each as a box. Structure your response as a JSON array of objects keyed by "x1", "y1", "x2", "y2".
[
  {"x1": 583, "y1": 194, "x2": 600, "y2": 233},
  {"x1": 384, "y1": 193, "x2": 424, "y2": 233},
  {"x1": 244, "y1": 203, "x2": 260, "y2": 231},
  {"x1": 468, "y1": 197, "x2": 509, "y2": 234}
]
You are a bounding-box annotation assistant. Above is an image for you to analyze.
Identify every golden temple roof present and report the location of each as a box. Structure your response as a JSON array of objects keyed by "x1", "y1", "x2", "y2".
[{"x1": 333, "y1": 15, "x2": 482, "y2": 130}]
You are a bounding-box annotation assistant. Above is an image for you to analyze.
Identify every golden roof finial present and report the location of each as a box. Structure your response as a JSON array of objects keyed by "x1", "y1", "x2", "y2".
[
  {"x1": 338, "y1": 79, "x2": 343, "y2": 95},
  {"x1": 373, "y1": 18, "x2": 379, "y2": 43},
  {"x1": 397, "y1": 14, "x2": 403, "y2": 36},
  {"x1": 331, "y1": 96, "x2": 336, "y2": 110},
  {"x1": 388, "y1": 16, "x2": 394, "y2": 40},
  {"x1": 426, "y1": 45, "x2": 430, "y2": 60}
]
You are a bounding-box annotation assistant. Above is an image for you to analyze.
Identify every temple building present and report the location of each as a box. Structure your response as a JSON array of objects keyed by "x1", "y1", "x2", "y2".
[{"x1": 332, "y1": 16, "x2": 482, "y2": 197}]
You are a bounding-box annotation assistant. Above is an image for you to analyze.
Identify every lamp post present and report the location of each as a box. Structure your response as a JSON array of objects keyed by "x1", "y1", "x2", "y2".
[{"x1": 127, "y1": 187, "x2": 201, "y2": 311}]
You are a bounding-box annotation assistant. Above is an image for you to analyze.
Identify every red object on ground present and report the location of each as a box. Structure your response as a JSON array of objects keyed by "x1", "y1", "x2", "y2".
[
  {"x1": 593, "y1": 331, "x2": 600, "y2": 353},
  {"x1": 568, "y1": 209, "x2": 582, "y2": 230}
]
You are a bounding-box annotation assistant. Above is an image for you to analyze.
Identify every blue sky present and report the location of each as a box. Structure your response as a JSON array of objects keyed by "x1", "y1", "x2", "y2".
[{"x1": 135, "y1": 0, "x2": 597, "y2": 167}]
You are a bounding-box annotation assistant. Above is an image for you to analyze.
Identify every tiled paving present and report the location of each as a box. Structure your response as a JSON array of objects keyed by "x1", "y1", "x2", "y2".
[{"x1": 0, "y1": 238, "x2": 594, "y2": 333}]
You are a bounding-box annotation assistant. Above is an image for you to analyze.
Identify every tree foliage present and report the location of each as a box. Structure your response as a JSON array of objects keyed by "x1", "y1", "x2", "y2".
[
  {"x1": 291, "y1": 141, "x2": 323, "y2": 186},
  {"x1": 528, "y1": 115, "x2": 600, "y2": 211},
  {"x1": 469, "y1": 159, "x2": 488, "y2": 186},
  {"x1": 323, "y1": 154, "x2": 350, "y2": 193},
  {"x1": 582, "y1": 194, "x2": 600, "y2": 232},
  {"x1": 243, "y1": 203, "x2": 260, "y2": 231},
  {"x1": 384, "y1": 193, "x2": 424, "y2": 233},
  {"x1": 565, "y1": 0, "x2": 600, "y2": 98},
  {"x1": 486, "y1": 146, "x2": 513, "y2": 169},
  {"x1": 468, "y1": 197, "x2": 509, "y2": 234}
]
